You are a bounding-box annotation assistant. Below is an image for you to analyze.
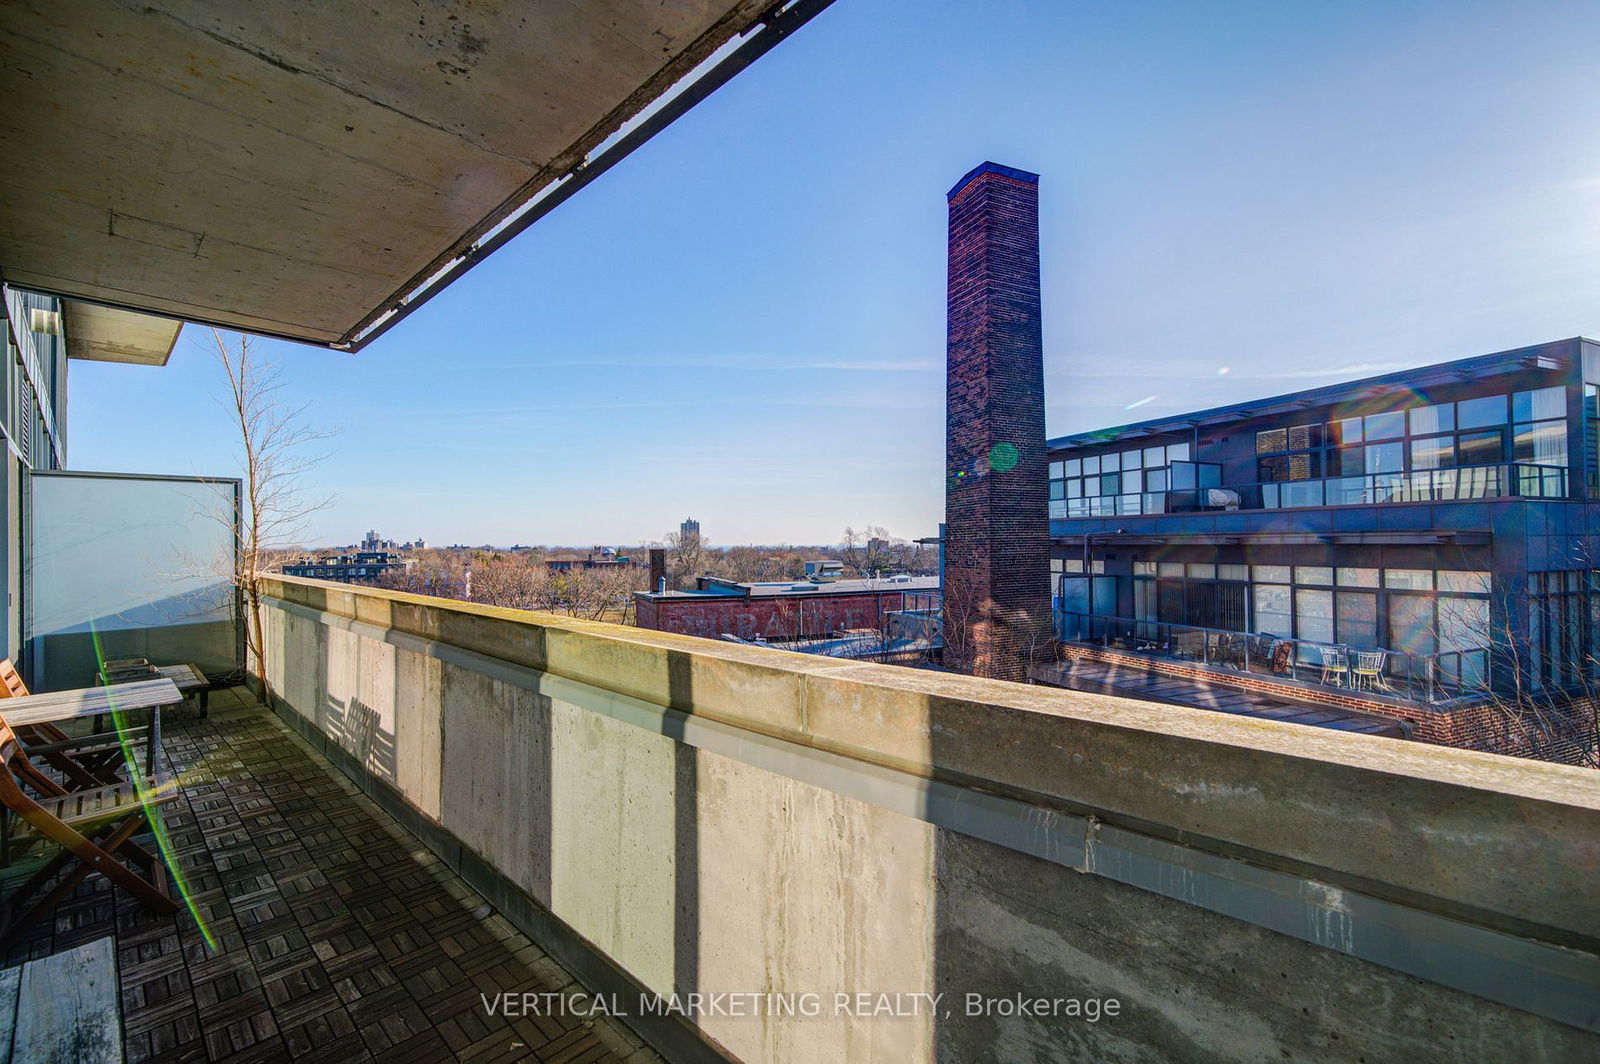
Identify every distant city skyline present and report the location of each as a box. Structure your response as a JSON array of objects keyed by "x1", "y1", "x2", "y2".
[{"x1": 65, "y1": 0, "x2": 1600, "y2": 546}]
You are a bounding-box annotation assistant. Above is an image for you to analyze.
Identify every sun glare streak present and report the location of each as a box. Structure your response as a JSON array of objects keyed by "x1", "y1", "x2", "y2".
[{"x1": 91, "y1": 625, "x2": 217, "y2": 951}]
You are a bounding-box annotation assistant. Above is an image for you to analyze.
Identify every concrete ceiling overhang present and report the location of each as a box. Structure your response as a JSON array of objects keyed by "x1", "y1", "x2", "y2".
[
  {"x1": 62, "y1": 300, "x2": 183, "y2": 365},
  {"x1": 0, "y1": 0, "x2": 809, "y2": 350}
]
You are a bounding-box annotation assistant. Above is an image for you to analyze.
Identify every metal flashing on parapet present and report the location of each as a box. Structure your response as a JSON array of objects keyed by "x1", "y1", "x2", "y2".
[{"x1": 947, "y1": 161, "x2": 1041, "y2": 200}]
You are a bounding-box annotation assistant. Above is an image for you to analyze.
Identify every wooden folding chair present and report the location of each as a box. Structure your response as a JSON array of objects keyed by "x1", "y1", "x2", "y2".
[
  {"x1": 0, "y1": 716, "x2": 178, "y2": 948},
  {"x1": 0, "y1": 659, "x2": 150, "y2": 788}
]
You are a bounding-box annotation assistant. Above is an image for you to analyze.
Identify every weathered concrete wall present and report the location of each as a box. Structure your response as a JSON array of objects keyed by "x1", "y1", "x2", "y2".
[{"x1": 258, "y1": 575, "x2": 1600, "y2": 1062}]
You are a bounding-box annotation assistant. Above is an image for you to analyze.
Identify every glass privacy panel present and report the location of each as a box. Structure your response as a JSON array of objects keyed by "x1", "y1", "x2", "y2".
[{"x1": 28, "y1": 472, "x2": 241, "y2": 691}]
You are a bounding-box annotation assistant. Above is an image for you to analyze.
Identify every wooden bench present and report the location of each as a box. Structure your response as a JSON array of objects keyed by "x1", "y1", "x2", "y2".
[{"x1": 100, "y1": 661, "x2": 209, "y2": 718}]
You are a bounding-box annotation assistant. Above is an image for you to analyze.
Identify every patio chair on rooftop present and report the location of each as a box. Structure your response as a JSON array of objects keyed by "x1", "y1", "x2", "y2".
[
  {"x1": 0, "y1": 714, "x2": 178, "y2": 947},
  {"x1": 1353, "y1": 650, "x2": 1390, "y2": 691},
  {"x1": 1318, "y1": 646, "x2": 1350, "y2": 686}
]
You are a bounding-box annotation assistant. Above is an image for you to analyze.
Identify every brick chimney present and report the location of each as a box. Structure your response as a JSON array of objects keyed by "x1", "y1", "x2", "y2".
[
  {"x1": 943, "y1": 162, "x2": 1051, "y2": 682},
  {"x1": 648, "y1": 547, "x2": 667, "y2": 592}
]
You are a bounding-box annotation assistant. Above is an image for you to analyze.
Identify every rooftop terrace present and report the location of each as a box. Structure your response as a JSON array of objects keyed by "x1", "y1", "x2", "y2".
[
  {"x1": 1, "y1": 688, "x2": 656, "y2": 1064},
  {"x1": 0, "y1": 577, "x2": 1596, "y2": 1060}
]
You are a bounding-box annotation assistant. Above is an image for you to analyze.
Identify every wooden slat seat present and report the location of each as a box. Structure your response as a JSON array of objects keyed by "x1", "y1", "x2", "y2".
[
  {"x1": 20, "y1": 774, "x2": 176, "y2": 831},
  {"x1": 0, "y1": 711, "x2": 179, "y2": 948}
]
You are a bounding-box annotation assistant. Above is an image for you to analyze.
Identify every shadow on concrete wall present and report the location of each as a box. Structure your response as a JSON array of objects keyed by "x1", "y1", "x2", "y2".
[
  {"x1": 343, "y1": 696, "x2": 397, "y2": 782},
  {"x1": 662, "y1": 648, "x2": 700, "y2": 1007}
]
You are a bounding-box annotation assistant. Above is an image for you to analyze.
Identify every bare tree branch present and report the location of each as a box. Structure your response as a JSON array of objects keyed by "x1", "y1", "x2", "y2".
[{"x1": 210, "y1": 329, "x2": 334, "y2": 704}]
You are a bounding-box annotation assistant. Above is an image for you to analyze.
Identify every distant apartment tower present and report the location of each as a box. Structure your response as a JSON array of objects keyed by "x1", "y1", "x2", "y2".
[
  {"x1": 943, "y1": 162, "x2": 1052, "y2": 682},
  {"x1": 361, "y1": 529, "x2": 401, "y2": 552},
  {"x1": 680, "y1": 517, "x2": 701, "y2": 541},
  {"x1": 283, "y1": 551, "x2": 413, "y2": 585}
]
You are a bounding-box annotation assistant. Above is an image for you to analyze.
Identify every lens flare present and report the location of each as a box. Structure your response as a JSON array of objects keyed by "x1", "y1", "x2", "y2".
[
  {"x1": 988, "y1": 442, "x2": 1020, "y2": 473},
  {"x1": 91, "y1": 623, "x2": 217, "y2": 951}
]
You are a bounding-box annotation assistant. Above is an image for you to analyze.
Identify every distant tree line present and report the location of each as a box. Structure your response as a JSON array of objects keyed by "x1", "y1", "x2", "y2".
[
  {"x1": 297, "y1": 524, "x2": 935, "y2": 629},
  {"x1": 372, "y1": 547, "x2": 647, "y2": 624},
  {"x1": 661, "y1": 524, "x2": 936, "y2": 590}
]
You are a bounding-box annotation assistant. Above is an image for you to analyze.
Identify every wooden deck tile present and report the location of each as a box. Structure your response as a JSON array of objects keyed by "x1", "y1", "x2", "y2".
[{"x1": 0, "y1": 688, "x2": 657, "y2": 1063}]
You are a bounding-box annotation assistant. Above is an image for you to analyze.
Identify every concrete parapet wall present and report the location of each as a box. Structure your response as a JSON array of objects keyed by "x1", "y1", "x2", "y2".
[{"x1": 258, "y1": 575, "x2": 1600, "y2": 1062}]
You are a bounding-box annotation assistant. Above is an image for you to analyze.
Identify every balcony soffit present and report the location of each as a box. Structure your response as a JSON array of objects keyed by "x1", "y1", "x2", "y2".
[{"x1": 0, "y1": 0, "x2": 783, "y2": 348}]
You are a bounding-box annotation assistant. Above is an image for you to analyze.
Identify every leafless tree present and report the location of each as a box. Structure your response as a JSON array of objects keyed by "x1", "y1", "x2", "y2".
[
  {"x1": 1465, "y1": 578, "x2": 1600, "y2": 767},
  {"x1": 1014, "y1": 608, "x2": 1063, "y2": 680},
  {"x1": 468, "y1": 550, "x2": 549, "y2": 609},
  {"x1": 376, "y1": 548, "x2": 468, "y2": 599},
  {"x1": 585, "y1": 564, "x2": 648, "y2": 624},
  {"x1": 840, "y1": 524, "x2": 935, "y2": 578},
  {"x1": 1408, "y1": 542, "x2": 1600, "y2": 768},
  {"x1": 211, "y1": 329, "x2": 332, "y2": 705},
  {"x1": 665, "y1": 527, "x2": 706, "y2": 590},
  {"x1": 936, "y1": 568, "x2": 1056, "y2": 680},
  {"x1": 840, "y1": 525, "x2": 893, "y2": 576},
  {"x1": 938, "y1": 568, "x2": 982, "y2": 673}
]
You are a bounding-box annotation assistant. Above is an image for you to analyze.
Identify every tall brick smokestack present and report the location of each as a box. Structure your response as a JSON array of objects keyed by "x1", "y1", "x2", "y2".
[
  {"x1": 648, "y1": 547, "x2": 667, "y2": 592},
  {"x1": 944, "y1": 162, "x2": 1051, "y2": 682}
]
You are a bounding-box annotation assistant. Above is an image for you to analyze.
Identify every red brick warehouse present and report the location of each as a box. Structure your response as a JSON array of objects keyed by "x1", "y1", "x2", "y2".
[{"x1": 635, "y1": 578, "x2": 937, "y2": 641}]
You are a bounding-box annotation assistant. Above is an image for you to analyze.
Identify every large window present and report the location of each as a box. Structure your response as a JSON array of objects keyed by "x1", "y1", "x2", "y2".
[
  {"x1": 0, "y1": 288, "x2": 65, "y2": 472},
  {"x1": 1050, "y1": 442, "x2": 1205, "y2": 518},
  {"x1": 1256, "y1": 424, "x2": 1323, "y2": 482},
  {"x1": 1586, "y1": 383, "x2": 1599, "y2": 497},
  {"x1": 1259, "y1": 387, "x2": 1571, "y2": 508},
  {"x1": 1526, "y1": 571, "x2": 1600, "y2": 692},
  {"x1": 1513, "y1": 390, "x2": 1566, "y2": 466},
  {"x1": 1252, "y1": 582, "x2": 1291, "y2": 637},
  {"x1": 1106, "y1": 561, "x2": 1495, "y2": 691},
  {"x1": 1259, "y1": 390, "x2": 1568, "y2": 479}
]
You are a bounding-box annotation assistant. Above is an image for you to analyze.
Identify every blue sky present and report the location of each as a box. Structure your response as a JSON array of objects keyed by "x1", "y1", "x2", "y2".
[{"x1": 67, "y1": 0, "x2": 1600, "y2": 548}]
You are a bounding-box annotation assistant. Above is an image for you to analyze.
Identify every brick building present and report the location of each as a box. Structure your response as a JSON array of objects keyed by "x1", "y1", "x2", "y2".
[
  {"x1": 543, "y1": 546, "x2": 637, "y2": 572},
  {"x1": 635, "y1": 576, "x2": 938, "y2": 642},
  {"x1": 932, "y1": 162, "x2": 1596, "y2": 763}
]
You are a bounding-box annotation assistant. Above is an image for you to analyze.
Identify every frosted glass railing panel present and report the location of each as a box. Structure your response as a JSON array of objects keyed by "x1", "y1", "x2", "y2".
[{"x1": 28, "y1": 472, "x2": 241, "y2": 690}]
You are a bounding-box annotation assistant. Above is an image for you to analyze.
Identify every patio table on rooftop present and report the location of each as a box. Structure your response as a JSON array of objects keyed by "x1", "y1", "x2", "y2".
[{"x1": 1, "y1": 678, "x2": 180, "y2": 776}]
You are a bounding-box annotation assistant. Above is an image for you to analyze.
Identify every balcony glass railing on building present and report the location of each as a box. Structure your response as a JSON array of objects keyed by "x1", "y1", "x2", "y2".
[
  {"x1": 1052, "y1": 460, "x2": 1225, "y2": 518},
  {"x1": 1051, "y1": 461, "x2": 1567, "y2": 519},
  {"x1": 1255, "y1": 462, "x2": 1566, "y2": 510},
  {"x1": 1056, "y1": 611, "x2": 1490, "y2": 705}
]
